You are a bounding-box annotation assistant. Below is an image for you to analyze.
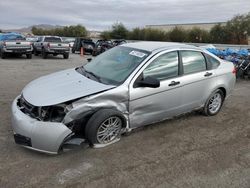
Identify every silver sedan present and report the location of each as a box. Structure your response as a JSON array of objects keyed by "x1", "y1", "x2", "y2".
[{"x1": 11, "y1": 42, "x2": 236, "y2": 154}]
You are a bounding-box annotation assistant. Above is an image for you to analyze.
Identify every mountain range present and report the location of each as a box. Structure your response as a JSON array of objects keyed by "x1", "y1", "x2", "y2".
[{"x1": 3, "y1": 24, "x2": 64, "y2": 33}]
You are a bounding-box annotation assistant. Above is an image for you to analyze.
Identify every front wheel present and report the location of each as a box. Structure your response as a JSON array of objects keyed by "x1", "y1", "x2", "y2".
[
  {"x1": 63, "y1": 53, "x2": 69, "y2": 59},
  {"x1": 85, "y1": 109, "x2": 124, "y2": 146},
  {"x1": 203, "y1": 89, "x2": 224, "y2": 116}
]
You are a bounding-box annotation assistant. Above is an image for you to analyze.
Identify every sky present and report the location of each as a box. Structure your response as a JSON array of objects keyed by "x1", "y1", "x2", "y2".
[{"x1": 0, "y1": 0, "x2": 250, "y2": 31}]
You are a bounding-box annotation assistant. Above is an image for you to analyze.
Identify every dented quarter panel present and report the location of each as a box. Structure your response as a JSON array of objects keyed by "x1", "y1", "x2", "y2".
[{"x1": 64, "y1": 85, "x2": 130, "y2": 126}]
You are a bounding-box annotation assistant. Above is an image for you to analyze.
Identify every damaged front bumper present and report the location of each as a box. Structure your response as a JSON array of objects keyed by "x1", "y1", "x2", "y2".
[{"x1": 11, "y1": 97, "x2": 73, "y2": 154}]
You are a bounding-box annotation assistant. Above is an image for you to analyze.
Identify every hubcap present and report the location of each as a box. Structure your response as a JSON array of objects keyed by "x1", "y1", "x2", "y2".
[
  {"x1": 208, "y1": 93, "x2": 222, "y2": 114},
  {"x1": 97, "y1": 116, "x2": 122, "y2": 144}
]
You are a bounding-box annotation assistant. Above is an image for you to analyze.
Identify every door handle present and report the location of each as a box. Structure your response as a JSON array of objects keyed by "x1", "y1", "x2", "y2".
[
  {"x1": 168, "y1": 81, "x2": 180, "y2": 86},
  {"x1": 204, "y1": 72, "x2": 213, "y2": 77}
]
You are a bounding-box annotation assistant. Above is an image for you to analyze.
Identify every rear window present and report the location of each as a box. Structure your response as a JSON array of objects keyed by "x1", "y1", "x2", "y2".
[
  {"x1": 44, "y1": 37, "x2": 62, "y2": 42},
  {"x1": 205, "y1": 54, "x2": 220, "y2": 69}
]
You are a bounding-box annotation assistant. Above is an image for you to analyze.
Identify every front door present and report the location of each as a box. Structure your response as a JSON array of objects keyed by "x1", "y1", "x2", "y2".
[{"x1": 129, "y1": 51, "x2": 183, "y2": 128}]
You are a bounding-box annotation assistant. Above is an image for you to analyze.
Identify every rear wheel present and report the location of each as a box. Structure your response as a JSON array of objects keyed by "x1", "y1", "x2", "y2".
[
  {"x1": 247, "y1": 68, "x2": 250, "y2": 79},
  {"x1": 0, "y1": 51, "x2": 6, "y2": 59},
  {"x1": 34, "y1": 49, "x2": 39, "y2": 56},
  {"x1": 63, "y1": 53, "x2": 69, "y2": 59},
  {"x1": 26, "y1": 54, "x2": 32, "y2": 59},
  {"x1": 42, "y1": 49, "x2": 47, "y2": 59},
  {"x1": 85, "y1": 109, "x2": 124, "y2": 146},
  {"x1": 203, "y1": 89, "x2": 224, "y2": 116}
]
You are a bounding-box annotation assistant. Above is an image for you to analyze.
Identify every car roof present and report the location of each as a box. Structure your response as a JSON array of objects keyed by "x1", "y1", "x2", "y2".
[{"x1": 122, "y1": 41, "x2": 200, "y2": 52}]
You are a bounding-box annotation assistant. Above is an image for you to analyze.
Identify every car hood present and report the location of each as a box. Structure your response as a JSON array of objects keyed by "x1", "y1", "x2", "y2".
[{"x1": 22, "y1": 68, "x2": 115, "y2": 106}]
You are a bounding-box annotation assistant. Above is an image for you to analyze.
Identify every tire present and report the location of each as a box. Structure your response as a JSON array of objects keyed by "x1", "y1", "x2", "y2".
[
  {"x1": 42, "y1": 49, "x2": 47, "y2": 59},
  {"x1": 92, "y1": 51, "x2": 97, "y2": 56},
  {"x1": 1, "y1": 51, "x2": 6, "y2": 59},
  {"x1": 85, "y1": 109, "x2": 124, "y2": 146},
  {"x1": 63, "y1": 53, "x2": 69, "y2": 59},
  {"x1": 26, "y1": 54, "x2": 32, "y2": 59},
  {"x1": 34, "y1": 49, "x2": 39, "y2": 56},
  {"x1": 247, "y1": 68, "x2": 250, "y2": 79},
  {"x1": 203, "y1": 89, "x2": 224, "y2": 116},
  {"x1": 236, "y1": 69, "x2": 244, "y2": 79}
]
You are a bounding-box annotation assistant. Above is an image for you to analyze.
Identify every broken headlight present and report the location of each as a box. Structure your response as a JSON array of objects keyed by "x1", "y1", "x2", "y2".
[{"x1": 39, "y1": 105, "x2": 66, "y2": 122}]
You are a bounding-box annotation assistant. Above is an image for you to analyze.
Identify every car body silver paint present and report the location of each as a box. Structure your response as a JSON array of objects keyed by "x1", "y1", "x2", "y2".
[
  {"x1": 11, "y1": 42, "x2": 236, "y2": 154},
  {"x1": 22, "y1": 68, "x2": 115, "y2": 106},
  {"x1": 128, "y1": 48, "x2": 235, "y2": 128}
]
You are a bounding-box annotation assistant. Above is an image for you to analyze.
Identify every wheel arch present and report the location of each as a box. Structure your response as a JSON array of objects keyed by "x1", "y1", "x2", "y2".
[{"x1": 217, "y1": 87, "x2": 227, "y2": 99}]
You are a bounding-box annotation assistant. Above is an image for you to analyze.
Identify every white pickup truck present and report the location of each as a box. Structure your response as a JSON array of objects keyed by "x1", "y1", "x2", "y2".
[
  {"x1": 33, "y1": 36, "x2": 70, "y2": 59},
  {"x1": 0, "y1": 34, "x2": 33, "y2": 59}
]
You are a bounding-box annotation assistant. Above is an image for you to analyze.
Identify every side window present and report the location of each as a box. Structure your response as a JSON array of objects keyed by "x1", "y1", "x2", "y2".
[
  {"x1": 181, "y1": 51, "x2": 207, "y2": 74},
  {"x1": 143, "y1": 51, "x2": 179, "y2": 81},
  {"x1": 205, "y1": 54, "x2": 220, "y2": 69}
]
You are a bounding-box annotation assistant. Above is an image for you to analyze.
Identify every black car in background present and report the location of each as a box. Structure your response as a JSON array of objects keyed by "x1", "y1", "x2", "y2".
[
  {"x1": 92, "y1": 39, "x2": 114, "y2": 56},
  {"x1": 112, "y1": 39, "x2": 127, "y2": 46},
  {"x1": 72, "y1": 38, "x2": 95, "y2": 54}
]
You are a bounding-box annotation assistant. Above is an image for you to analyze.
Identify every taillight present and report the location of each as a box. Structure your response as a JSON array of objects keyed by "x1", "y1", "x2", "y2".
[
  {"x1": 232, "y1": 67, "x2": 237, "y2": 75},
  {"x1": 47, "y1": 43, "x2": 50, "y2": 48}
]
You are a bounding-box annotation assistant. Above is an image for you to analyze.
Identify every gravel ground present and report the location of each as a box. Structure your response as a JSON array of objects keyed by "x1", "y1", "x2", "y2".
[{"x1": 0, "y1": 54, "x2": 250, "y2": 188}]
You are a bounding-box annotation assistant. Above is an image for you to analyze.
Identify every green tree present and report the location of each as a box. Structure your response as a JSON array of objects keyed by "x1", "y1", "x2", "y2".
[
  {"x1": 168, "y1": 27, "x2": 187, "y2": 42},
  {"x1": 31, "y1": 25, "x2": 87, "y2": 37},
  {"x1": 226, "y1": 14, "x2": 250, "y2": 44},
  {"x1": 110, "y1": 22, "x2": 128, "y2": 39},
  {"x1": 210, "y1": 24, "x2": 231, "y2": 44},
  {"x1": 187, "y1": 27, "x2": 210, "y2": 43},
  {"x1": 100, "y1": 31, "x2": 111, "y2": 39}
]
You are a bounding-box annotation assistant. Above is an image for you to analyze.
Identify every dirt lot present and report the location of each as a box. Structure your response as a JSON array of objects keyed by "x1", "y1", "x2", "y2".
[{"x1": 0, "y1": 54, "x2": 250, "y2": 188}]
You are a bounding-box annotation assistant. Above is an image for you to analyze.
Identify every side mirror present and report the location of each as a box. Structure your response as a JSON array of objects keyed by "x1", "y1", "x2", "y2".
[
  {"x1": 87, "y1": 58, "x2": 92, "y2": 62},
  {"x1": 136, "y1": 76, "x2": 160, "y2": 88}
]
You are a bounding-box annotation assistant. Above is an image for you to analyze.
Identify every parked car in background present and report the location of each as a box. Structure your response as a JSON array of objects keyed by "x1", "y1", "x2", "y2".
[
  {"x1": 11, "y1": 42, "x2": 236, "y2": 154},
  {"x1": 33, "y1": 36, "x2": 70, "y2": 59},
  {"x1": 112, "y1": 39, "x2": 127, "y2": 46},
  {"x1": 72, "y1": 38, "x2": 95, "y2": 54},
  {"x1": 63, "y1": 37, "x2": 75, "y2": 49},
  {"x1": 92, "y1": 39, "x2": 113, "y2": 56},
  {"x1": 0, "y1": 33, "x2": 33, "y2": 59},
  {"x1": 26, "y1": 36, "x2": 39, "y2": 54}
]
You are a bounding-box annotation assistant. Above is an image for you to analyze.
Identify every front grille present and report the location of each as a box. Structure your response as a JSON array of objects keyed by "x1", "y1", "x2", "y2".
[
  {"x1": 14, "y1": 134, "x2": 32, "y2": 147},
  {"x1": 18, "y1": 96, "x2": 39, "y2": 119}
]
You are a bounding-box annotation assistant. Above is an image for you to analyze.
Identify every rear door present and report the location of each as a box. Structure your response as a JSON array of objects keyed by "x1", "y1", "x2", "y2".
[{"x1": 178, "y1": 50, "x2": 218, "y2": 112}]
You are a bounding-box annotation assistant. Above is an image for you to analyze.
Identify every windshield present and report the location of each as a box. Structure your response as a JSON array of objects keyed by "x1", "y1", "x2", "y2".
[
  {"x1": 83, "y1": 46, "x2": 150, "y2": 85},
  {"x1": 44, "y1": 37, "x2": 62, "y2": 42}
]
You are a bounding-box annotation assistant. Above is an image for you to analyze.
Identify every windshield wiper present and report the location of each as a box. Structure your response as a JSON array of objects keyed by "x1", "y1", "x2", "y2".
[{"x1": 80, "y1": 67, "x2": 101, "y2": 82}]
